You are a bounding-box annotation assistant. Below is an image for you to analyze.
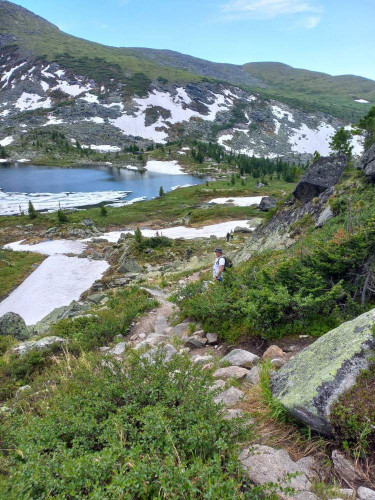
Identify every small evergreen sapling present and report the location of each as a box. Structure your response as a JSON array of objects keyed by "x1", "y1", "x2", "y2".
[
  {"x1": 28, "y1": 201, "x2": 38, "y2": 220},
  {"x1": 100, "y1": 203, "x2": 108, "y2": 216},
  {"x1": 159, "y1": 186, "x2": 165, "y2": 198}
]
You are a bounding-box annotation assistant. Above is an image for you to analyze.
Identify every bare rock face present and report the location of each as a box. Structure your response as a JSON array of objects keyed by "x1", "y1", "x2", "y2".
[
  {"x1": 293, "y1": 155, "x2": 347, "y2": 203},
  {"x1": 239, "y1": 445, "x2": 317, "y2": 498},
  {"x1": 271, "y1": 308, "x2": 375, "y2": 435},
  {"x1": 359, "y1": 143, "x2": 375, "y2": 181}
]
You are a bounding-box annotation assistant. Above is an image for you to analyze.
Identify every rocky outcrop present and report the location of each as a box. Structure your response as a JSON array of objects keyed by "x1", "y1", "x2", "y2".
[
  {"x1": 359, "y1": 143, "x2": 375, "y2": 181},
  {"x1": 13, "y1": 336, "x2": 68, "y2": 356},
  {"x1": 34, "y1": 300, "x2": 91, "y2": 335},
  {"x1": 271, "y1": 308, "x2": 375, "y2": 435},
  {"x1": 259, "y1": 197, "x2": 276, "y2": 212},
  {"x1": 293, "y1": 155, "x2": 347, "y2": 203},
  {"x1": 0, "y1": 312, "x2": 30, "y2": 340}
]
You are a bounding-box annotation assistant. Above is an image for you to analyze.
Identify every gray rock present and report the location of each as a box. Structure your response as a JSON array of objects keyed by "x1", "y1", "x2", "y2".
[
  {"x1": 117, "y1": 258, "x2": 143, "y2": 274},
  {"x1": 271, "y1": 308, "x2": 375, "y2": 435},
  {"x1": 82, "y1": 218, "x2": 94, "y2": 226},
  {"x1": 213, "y1": 386, "x2": 244, "y2": 406},
  {"x1": 220, "y1": 349, "x2": 260, "y2": 368},
  {"x1": 86, "y1": 292, "x2": 107, "y2": 304},
  {"x1": 213, "y1": 366, "x2": 249, "y2": 380},
  {"x1": 331, "y1": 450, "x2": 365, "y2": 484},
  {"x1": 245, "y1": 365, "x2": 261, "y2": 385},
  {"x1": 339, "y1": 489, "x2": 355, "y2": 498},
  {"x1": 239, "y1": 445, "x2": 316, "y2": 496},
  {"x1": 315, "y1": 205, "x2": 334, "y2": 227},
  {"x1": 192, "y1": 354, "x2": 213, "y2": 365},
  {"x1": 15, "y1": 385, "x2": 32, "y2": 399},
  {"x1": 359, "y1": 143, "x2": 375, "y2": 181},
  {"x1": 135, "y1": 334, "x2": 168, "y2": 350},
  {"x1": 13, "y1": 336, "x2": 68, "y2": 356},
  {"x1": 174, "y1": 321, "x2": 193, "y2": 337},
  {"x1": 223, "y1": 409, "x2": 244, "y2": 421},
  {"x1": 234, "y1": 226, "x2": 252, "y2": 233},
  {"x1": 0, "y1": 312, "x2": 30, "y2": 340},
  {"x1": 357, "y1": 487, "x2": 375, "y2": 500},
  {"x1": 185, "y1": 336, "x2": 207, "y2": 349},
  {"x1": 259, "y1": 197, "x2": 277, "y2": 212},
  {"x1": 141, "y1": 344, "x2": 177, "y2": 364},
  {"x1": 34, "y1": 301, "x2": 91, "y2": 334},
  {"x1": 209, "y1": 379, "x2": 226, "y2": 391},
  {"x1": 206, "y1": 333, "x2": 218, "y2": 345},
  {"x1": 293, "y1": 155, "x2": 347, "y2": 203},
  {"x1": 294, "y1": 493, "x2": 319, "y2": 500},
  {"x1": 270, "y1": 358, "x2": 286, "y2": 369},
  {"x1": 107, "y1": 342, "x2": 127, "y2": 357}
]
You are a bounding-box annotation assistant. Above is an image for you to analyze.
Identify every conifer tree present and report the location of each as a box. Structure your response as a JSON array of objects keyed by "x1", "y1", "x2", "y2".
[
  {"x1": 159, "y1": 186, "x2": 165, "y2": 197},
  {"x1": 28, "y1": 200, "x2": 38, "y2": 219},
  {"x1": 329, "y1": 127, "x2": 353, "y2": 158}
]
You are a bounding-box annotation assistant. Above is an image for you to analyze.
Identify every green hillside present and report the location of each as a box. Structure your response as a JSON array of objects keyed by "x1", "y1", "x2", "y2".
[
  {"x1": 0, "y1": 0, "x2": 201, "y2": 85},
  {"x1": 244, "y1": 62, "x2": 375, "y2": 121}
]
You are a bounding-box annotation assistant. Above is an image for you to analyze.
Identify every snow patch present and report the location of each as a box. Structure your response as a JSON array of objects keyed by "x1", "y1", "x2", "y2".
[
  {"x1": 271, "y1": 105, "x2": 295, "y2": 123},
  {"x1": 209, "y1": 196, "x2": 265, "y2": 207},
  {"x1": 0, "y1": 136, "x2": 13, "y2": 146},
  {"x1": 81, "y1": 93, "x2": 99, "y2": 104},
  {"x1": 1, "y1": 62, "x2": 27, "y2": 89},
  {"x1": 5, "y1": 239, "x2": 86, "y2": 256},
  {"x1": 84, "y1": 117, "x2": 105, "y2": 124},
  {"x1": 288, "y1": 122, "x2": 335, "y2": 155},
  {"x1": 40, "y1": 81, "x2": 49, "y2": 91},
  {"x1": 15, "y1": 92, "x2": 52, "y2": 111},
  {"x1": 52, "y1": 80, "x2": 91, "y2": 97},
  {"x1": 354, "y1": 99, "x2": 370, "y2": 104},
  {"x1": 43, "y1": 115, "x2": 64, "y2": 126},
  {"x1": 145, "y1": 160, "x2": 186, "y2": 175}
]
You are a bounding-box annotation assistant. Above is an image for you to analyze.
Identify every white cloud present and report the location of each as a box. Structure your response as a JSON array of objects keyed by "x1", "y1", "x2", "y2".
[
  {"x1": 220, "y1": 0, "x2": 323, "y2": 20},
  {"x1": 301, "y1": 15, "x2": 320, "y2": 28}
]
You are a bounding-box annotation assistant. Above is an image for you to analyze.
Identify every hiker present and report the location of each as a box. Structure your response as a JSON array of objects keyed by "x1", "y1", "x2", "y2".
[
  {"x1": 226, "y1": 232, "x2": 230, "y2": 242},
  {"x1": 213, "y1": 248, "x2": 225, "y2": 282}
]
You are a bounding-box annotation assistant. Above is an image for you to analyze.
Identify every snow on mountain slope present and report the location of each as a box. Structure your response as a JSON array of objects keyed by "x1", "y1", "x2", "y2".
[{"x1": 0, "y1": 56, "x2": 364, "y2": 161}]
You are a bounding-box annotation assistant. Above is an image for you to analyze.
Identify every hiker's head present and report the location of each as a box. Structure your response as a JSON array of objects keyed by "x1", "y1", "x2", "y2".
[{"x1": 214, "y1": 248, "x2": 223, "y2": 256}]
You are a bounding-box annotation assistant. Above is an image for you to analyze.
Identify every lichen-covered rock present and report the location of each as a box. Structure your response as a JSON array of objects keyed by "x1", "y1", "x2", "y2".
[
  {"x1": 34, "y1": 300, "x2": 91, "y2": 335},
  {"x1": 359, "y1": 143, "x2": 375, "y2": 182},
  {"x1": 117, "y1": 258, "x2": 143, "y2": 274},
  {"x1": 271, "y1": 308, "x2": 375, "y2": 435},
  {"x1": 13, "y1": 336, "x2": 68, "y2": 356},
  {"x1": 0, "y1": 312, "x2": 30, "y2": 340},
  {"x1": 293, "y1": 155, "x2": 347, "y2": 203}
]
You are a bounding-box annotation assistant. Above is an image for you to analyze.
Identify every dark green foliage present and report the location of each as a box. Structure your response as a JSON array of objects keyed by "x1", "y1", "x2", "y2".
[
  {"x1": 100, "y1": 203, "x2": 108, "y2": 216},
  {"x1": 57, "y1": 208, "x2": 68, "y2": 223},
  {"x1": 136, "y1": 235, "x2": 172, "y2": 251},
  {"x1": 0, "y1": 352, "x2": 260, "y2": 499},
  {"x1": 331, "y1": 362, "x2": 375, "y2": 458},
  {"x1": 329, "y1": 127, "x2": 353, "y2": 158},
  {"x1": 0, "y1": 146, "x2": 8, "y2": 159},
  {"x1": 159, "y1": 185, "x2": 165, "y2": 197},
  {"x1": 27, "y1": 200, "x2": 38, "y2": 220},
  {"x1": 358, "y1": 106, "x2": 375, "y2": 150},
  {"x1": 134, "y1": 227, "x2": 143, "y2": 244},
  {"x1": 123, "y1": 72, "x2": 152, "y2": 97},
  {"x1": 175, "y1": 218, "x2": 375, "y2": 340}
]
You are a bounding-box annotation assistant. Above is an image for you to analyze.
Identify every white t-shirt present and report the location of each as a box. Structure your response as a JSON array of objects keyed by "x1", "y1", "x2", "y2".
[{"x1": 213, "y1": 257, "x2": 225, "y2": 278}]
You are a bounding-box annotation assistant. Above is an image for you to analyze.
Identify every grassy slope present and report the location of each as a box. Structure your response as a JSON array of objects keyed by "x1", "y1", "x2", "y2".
[
  {"x1": 0, "y1": 1, "x2": 201, "y2": 84},
  {"x1": 0, "y1": 249, "x2": 44, "y2": 300},
  {"x1": 244, "y1": 62, "x2": 375, "y2": 121}
]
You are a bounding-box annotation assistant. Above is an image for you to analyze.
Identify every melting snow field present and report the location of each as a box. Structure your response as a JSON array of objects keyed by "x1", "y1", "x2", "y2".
[
  {"x1": 209, "y1": 196, "x2": 265, "y2": 207},
  {"x1": 0, "y1": 190, "x2": 131, "y2": 215},
  {"x1": 145, "y1": 160, "x2": 187, "y2": 175},
  {"x1": 5, "y1": 239, "x2": 86, "y2": 256},
  {"x1": 0, "y1": 255, "x2": 109, "y2": 325},
  {"x1": 94, "y1": 220, "x2": 254, "y2": 243}
]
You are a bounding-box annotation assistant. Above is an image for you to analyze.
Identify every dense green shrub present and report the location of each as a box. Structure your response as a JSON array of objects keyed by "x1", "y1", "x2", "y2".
[
  {"x1": 0, "y1": 352, "x2": 264, "y2": 499},
  {"x1": 137, "y1": 235, "x2": 172, "y2": 251}
]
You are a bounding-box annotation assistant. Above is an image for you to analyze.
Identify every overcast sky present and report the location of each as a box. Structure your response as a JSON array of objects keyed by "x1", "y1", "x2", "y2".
[{"x1": 13, "y1": 0, "x2": 375, "y2": 80}]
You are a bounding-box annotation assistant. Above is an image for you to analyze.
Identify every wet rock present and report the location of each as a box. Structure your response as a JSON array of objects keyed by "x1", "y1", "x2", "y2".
[
  {"x1": 0, "y1": 312, "x2": 30, "y2": 340},
  {"x1": 259, "y1": 197, "x2": 276, "y2": 212},
  {"x1": 293, "y1": 155, "x2": 347, "y2": 203},
  {"x1": 221, "y1": 349, "x2": 259, "y2": 368},
  {"x1": 213, "y1": 366, "x2": 249, "y2": 380},
  {"x1": 271, "y1": 309, "x2": 375, "y2": 435},
  {"x1": 13, "y1": 336, "x2": 68, "y2": 356},
  {"x1": 239, "y1": 445, "x2": 316, "y2": 496},
  {"x1": 213, "y1": 386, "x2": 244, "y2": 406}
]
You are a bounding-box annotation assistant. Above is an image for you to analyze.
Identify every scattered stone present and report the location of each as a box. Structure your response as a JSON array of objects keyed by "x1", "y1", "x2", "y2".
[
  {"x1": 263, "y1": 345, "x2": 285, "y2": 360},
  {"x1": 256, "y1": 182, "x2": 265, "y2": 188},
  {"x1": 271, "y1": 309, "x2": 375, "y2": 435},
  {"x1": 221, "y1": 349, "x2": 260, "y2": 368},
  {"x1": 206, "y1": 333, "x2": 218, "y2": 345},
  {"x1": 86, "y1": 292, "x2": 106, "y2": 304},
  {"x1": 357, "y1": 487, "x2": 375, "y2": 500},
  {"x1": 213, "y1": 366, "x2": 249, "y2": 380},
  {"x1": 135, "y1": 334, "x2": 168, "y2": 350},
  {"x1": 331, "y1": 450, "x2": 365, "y2": 484},
  {"x1": 192, "y1": 355, "x2": 213, "y2": 365},
  {"x1": 82, "y1": 218, "x2": 94, "y2": 226},
  {"x1": 239, "y1": 445, "x2": 316, "y2": 495},
  {"x1": 315, "y1": 205, "x2": 334, "y2": 228},
  {"x1": 223, "y1": 409, "x2": 244, "y2": 421},
  {"x1": 209, "y1": 379, "x2": 226, "y2": 391},
  {"x1": 270, "y1": 358, "x2": 286, "y2": 369},
  {"x1": 0, "y1": 312, "x2": 30, "y2": 340},
  {"x1": 141, "y1": 344, "x2": 177, "y2": 364},
  {"x1": 100, "y1": 346, "x2": 110, "y2": 353},
  {"x1": 213, "y1": 386, "x2": 244, "y2": 406},
  {"x1": 234, "y1": 226, "x2": 252, "y2": 233},
  {"x1": 245, "y1": 365, "x2": 261, "y2": 385},
  {"x1": 13, "y1": 336, "x2": 68, "y2": 356},
  {"x1": 107, "y1": 342, "x2": 127, "y2": 357},
  {"x1": 259, "y1": 197, "x2": 277, "y2": 212},
  {"x1": 185, "y1": 336, "x2": 207, "y2": 349},
  {"x1": 174, "y1": 321, "x2": 193, "y2": 337}
]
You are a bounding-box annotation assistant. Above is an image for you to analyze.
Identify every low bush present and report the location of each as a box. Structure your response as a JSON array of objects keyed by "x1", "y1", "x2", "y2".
[{"x1": 0, "y1": 351, "x2": 264, "y2": 499}]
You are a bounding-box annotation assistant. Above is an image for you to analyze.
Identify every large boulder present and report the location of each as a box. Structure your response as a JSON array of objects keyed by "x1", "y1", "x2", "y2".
[
  {"x1": 13, "y1": 336, "x2": 68, "y2": 356},
  {"x1": 0, "y1": 312, "x2": 30, "y2": 340},
  {"x1": 293, "y1": 155, "x2": 347, "y2": 203},
  {"x1": 359, "y1": 143, "x2": 375, "y2": 181},
  {"x1": 34, "y1": 301, "x2": 91, "y2": 335},
  {"x1": 117, "y1": 258, "x2": 143, "y2": 274},
  {"x1": 259, "y1": 197, "x2": 276, "y2": 212},
  {"x1": 271, "y1": 308, "x2": 375, "y2": 435}
]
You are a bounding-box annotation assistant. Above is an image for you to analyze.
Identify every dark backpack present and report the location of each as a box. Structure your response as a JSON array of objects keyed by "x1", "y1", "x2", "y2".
[{"x1": 223, "y1": 256, "x2": 233, "y2": 269}]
